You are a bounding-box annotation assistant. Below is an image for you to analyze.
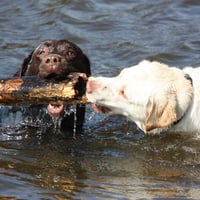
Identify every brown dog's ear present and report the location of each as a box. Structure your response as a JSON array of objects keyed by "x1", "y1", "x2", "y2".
[
  {"x1": 20, "y1": 51, "x2": 34, "y2": 76},
  {"x1": 144, "y1": 96, "x2": 177, "y2": 132},
  {"x1": 82, "y1": 53, "x2": 91, "y2": 76}
]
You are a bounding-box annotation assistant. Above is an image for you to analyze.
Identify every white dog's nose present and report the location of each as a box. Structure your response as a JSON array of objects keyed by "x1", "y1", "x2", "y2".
[{"x1": 86, "y1": 77, "x2": 101, "y2": 94}]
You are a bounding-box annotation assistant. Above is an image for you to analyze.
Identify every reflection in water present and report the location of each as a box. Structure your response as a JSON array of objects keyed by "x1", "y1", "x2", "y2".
[
  {"x1": 1, "y1": 106, "x2": 200, "y2": 199},
  {"x1": 1, "y1": 118, "x2": 200, "y2": 199}
]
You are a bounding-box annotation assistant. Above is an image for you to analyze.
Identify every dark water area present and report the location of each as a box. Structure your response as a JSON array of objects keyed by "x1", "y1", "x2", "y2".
[{"x1": 0, "y1": 0, "x2": 200, "y2": 199}]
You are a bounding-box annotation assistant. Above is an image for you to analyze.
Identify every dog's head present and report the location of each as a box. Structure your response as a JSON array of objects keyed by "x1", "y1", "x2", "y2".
[
  {"x1": 19, "y1": 40, "x2": 90, "y2": 122},
  {"x1": 20, "y1": 39, "x2": 90, "y2": 80},
  {"x1": 86, "y1": 60, "x2": 193, "y2": 134}
]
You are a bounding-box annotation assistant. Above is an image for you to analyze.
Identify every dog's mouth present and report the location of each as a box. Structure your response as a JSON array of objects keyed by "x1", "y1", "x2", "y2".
[
  {"x1": 91, "y1": 103, "x2": 112, "y2": 114},
  {"x1": 47, "y1": 103, "x2": 65, "y2": 118}
]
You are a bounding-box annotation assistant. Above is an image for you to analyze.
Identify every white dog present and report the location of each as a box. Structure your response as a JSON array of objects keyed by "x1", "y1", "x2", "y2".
[{"x1": 86, "y1": 60, "x2": 200, "y2": 134}]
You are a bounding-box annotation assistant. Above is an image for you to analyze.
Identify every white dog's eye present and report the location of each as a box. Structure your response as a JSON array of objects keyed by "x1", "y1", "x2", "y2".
[
  {"x1": 103, "y1": 85, "x2": 108, "y2": 90},
  {"x1": 119, "y1": 87, "x2": 127, "y2": 99}
]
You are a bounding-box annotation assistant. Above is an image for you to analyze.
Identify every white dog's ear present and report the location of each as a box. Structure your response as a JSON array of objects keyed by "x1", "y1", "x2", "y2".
[{"x1": 145, "y1": 96, "x2": 177, "y2": 132}]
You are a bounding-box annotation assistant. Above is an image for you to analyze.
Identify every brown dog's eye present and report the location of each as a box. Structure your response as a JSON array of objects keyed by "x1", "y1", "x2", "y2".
[
  {"x1": 67, "y1": 51, "x2": 76, "y2": 59},
  {"x1": 36, "y1": 50, "x2": 46, "y2": 59},
  {"x1": 119, "y1": 87, "x2": 127, "y2": 99},
  {"x1": 39, "y1": 50, "x2": 45, "y2": 55}
]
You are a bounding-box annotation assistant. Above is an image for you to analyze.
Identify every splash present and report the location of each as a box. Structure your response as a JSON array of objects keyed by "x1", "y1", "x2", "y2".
[
  {"x1": 50, "y1": 104, "x2": 78, "y2": 137},
  {"x1": 51, "y1": 116, "x2": 62, "y2": 131},
  {"x1": 0, "y1": 105, "x2": 53, "y2": 138},
  {"x1": 0, "y1": 104, "x2": 81, "y2": 139},
  {"x1": 72, "y1": 105, "x2": 77, "y2": 139},
  {"x1": 64, "y1": 104, "x2": 77, "y2": 138}
]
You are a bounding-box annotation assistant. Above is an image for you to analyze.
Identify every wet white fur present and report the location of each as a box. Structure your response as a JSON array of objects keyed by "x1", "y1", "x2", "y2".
[{"x1": 87, "y1": 60, "x2": 200, "y2": 134}]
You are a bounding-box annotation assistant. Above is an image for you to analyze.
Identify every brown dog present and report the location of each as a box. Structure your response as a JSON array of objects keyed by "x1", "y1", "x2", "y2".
[{"x1": 15, "y1": 39, "x2": 90, "y2": 133}]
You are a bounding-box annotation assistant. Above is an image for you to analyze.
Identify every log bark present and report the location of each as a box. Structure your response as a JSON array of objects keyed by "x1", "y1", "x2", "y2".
[{"x1": 0, "y1": 73, "x2": 88, "y2": 106}]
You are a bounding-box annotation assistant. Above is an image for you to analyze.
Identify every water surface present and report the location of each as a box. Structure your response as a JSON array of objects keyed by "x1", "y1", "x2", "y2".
[{"x1": 0, "y1": 0, "x2": 200, "y2": 199}]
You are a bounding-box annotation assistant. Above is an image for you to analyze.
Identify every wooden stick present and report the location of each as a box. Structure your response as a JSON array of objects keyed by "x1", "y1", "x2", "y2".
[{"x1": 0, "y1": 73, "x2": 88, "y2": 106}]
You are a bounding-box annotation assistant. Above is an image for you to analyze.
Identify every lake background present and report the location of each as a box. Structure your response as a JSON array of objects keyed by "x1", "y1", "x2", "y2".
[{"x1": 0, "y1": 0, "x2": 200, "y2": 199}]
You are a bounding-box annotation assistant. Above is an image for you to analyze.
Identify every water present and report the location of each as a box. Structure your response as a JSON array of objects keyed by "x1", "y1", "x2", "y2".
[{"x1": 0, "y1": 0, "x2": 200, "y2": 199}]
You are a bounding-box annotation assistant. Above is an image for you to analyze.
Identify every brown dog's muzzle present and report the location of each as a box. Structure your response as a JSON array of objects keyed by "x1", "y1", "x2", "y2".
[{"x1": 39, "y1": 53, "x2": 65, "y2": 77}]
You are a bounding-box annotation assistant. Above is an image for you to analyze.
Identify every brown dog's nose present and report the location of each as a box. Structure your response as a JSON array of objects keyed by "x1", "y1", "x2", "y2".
[
  {"x1": 45, "y1": 56, "x2": 61, "y2": 64},
  {"x1": 42, "y1": 54, "x2": 62, "y2": 73}
]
